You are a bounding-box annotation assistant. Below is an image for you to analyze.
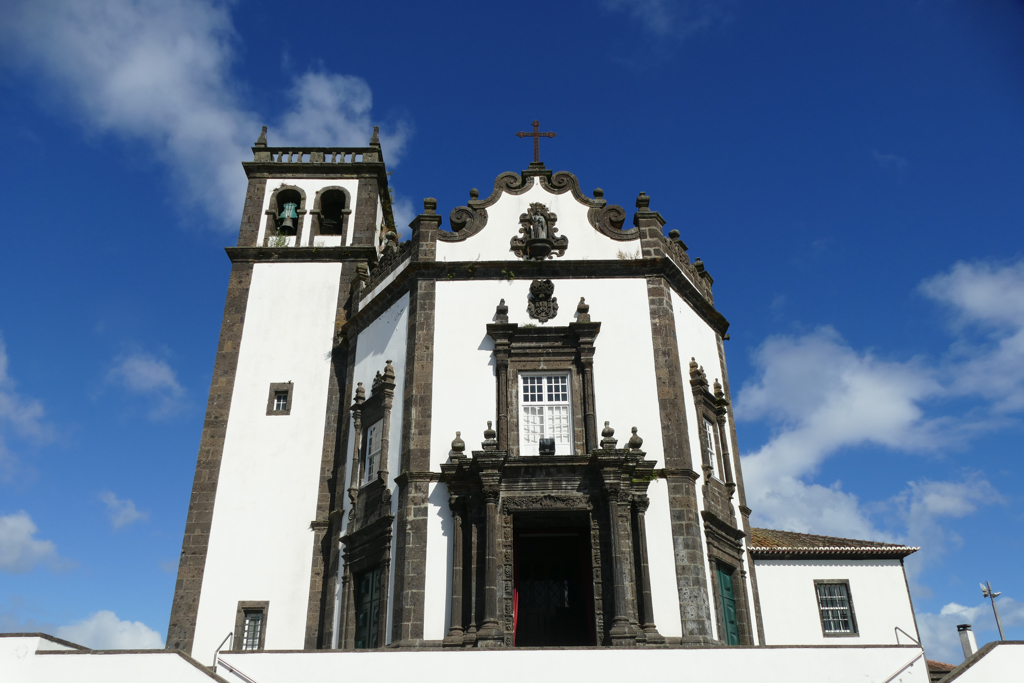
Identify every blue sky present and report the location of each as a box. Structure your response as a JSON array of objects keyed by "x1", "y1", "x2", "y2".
[{"x1": 1, "y1": 0, "x2": 1022, "y2": 664}]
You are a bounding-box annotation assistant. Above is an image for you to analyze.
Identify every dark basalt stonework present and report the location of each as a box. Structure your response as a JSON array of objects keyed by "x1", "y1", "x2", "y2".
[
  {"x1": 526, "y1": 279, "x2": 559, "y2": 323},
  {"x1": 441, "y1": 164, "x2": 634, "y2": 244},
  {"x1": 441, "y1": 442, "x2": 664, "y2": 648}
]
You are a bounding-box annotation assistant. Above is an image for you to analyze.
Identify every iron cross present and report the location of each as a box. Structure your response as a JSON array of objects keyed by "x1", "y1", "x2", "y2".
[{"x1": 516, "y1": 120, "x2": 556, "y2": 163}]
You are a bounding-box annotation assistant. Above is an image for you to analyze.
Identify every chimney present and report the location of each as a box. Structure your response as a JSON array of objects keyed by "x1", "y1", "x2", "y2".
[{"x1": 957, "y1": 624, "x2": 977, "y2": 659}]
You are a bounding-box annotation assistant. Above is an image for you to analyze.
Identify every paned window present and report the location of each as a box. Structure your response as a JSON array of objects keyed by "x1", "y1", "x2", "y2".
[
  {"x1": 354, "y1": 567, "x2": 383, "y2": 649},
  {"x1": 241, "y1": 610, "x2": 263, "y2": 651},
  {"x1": 816, "y1": 581, "x2": 857, "y2": 636},
  {"x1": 704, "y1": 418, "x2": 721, "y2": 479},
  {"x1": 519, "y1": 374, "x2": 572, "y2": 456},
  {"x1": 363, "y1": 419, "x2": 383, "y2": 486},
  {"x1": 273, "y1": 391, "x2": 288, "y2": 411}
]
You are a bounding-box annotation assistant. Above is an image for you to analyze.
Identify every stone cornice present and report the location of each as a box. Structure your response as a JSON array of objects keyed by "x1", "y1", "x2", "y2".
[{"x1": 225, "y1": 246, "x2": 379, "y2": 264}]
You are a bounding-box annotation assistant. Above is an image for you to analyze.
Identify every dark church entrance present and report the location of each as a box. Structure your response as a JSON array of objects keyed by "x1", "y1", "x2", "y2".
[{"x1": 514, "y1": 527, "x2": 595, "y2": 647}]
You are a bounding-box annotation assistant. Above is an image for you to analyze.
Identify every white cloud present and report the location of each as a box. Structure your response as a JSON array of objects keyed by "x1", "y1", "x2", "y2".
[
  {"x1": 99, "y1": 491, "x2": 149, "y2": 529},
  {"x1": 0, "y1": 333, "x2": 51, "y2": 480},
  {"x1": 872, "y1": 150, "x2": 909, "y2": 171},
  {"x1": 921, "y1": 259, "x2": 1024, "y2": 412},
  {"x1": 917, "y1": 597, "x2": 1024, "y2": 664},
  {"x1": 734, "y1": 258, "x2": 1024, "y2": 579},
  {"x1": 0, "y1": 0, "x2": 408, "y2": 230},
  {"x1": 601, "y1": 0, "x2": 726, "y2": 38},
  {"x1": 107, "y1": 353, "x2": 185, "y2": 419},
  {"x1": 0, "y1": 511, "x2": 61, "y2": 574},
  {"x1": 56, "y1": 610, "x2": 164, "y2": 650}
]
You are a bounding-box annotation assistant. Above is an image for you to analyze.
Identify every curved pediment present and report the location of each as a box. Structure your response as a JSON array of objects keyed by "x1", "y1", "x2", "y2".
[{"x1": 436, "y1": 164, "x2": 638, "y2": 262}]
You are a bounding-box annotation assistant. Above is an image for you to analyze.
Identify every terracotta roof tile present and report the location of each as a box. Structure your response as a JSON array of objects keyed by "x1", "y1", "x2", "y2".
[{"x1": 748, "y1": 527, "x2": 918, "y2": 558}]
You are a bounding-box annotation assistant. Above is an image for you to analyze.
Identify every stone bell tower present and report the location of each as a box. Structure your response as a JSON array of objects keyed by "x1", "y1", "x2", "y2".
[{"x1": 167, "y1": 126, "x2": 395, "y2": 662}]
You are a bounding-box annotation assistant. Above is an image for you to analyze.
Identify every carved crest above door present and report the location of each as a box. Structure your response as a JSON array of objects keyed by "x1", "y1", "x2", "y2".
[{"x1": 527, "y1": 279, "x2": 558, "y2": 323}]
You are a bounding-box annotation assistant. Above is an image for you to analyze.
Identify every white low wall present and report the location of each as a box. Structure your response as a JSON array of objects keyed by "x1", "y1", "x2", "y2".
[
  {"x1": 216, "y1": 646, "x2": 930, "y2": 683},
  {"x1": 947, "y1": 641, "x2": 1024, "y2": 682}
]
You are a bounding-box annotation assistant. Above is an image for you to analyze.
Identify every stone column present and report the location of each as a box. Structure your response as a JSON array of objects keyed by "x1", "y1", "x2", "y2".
[
  {"x1": 604, "y1": 479, "x2": 637, "y2": 647},
  {"x1": 443, "y1": 498, "x2": 465, "y2": 646},
  {"x1": 634, "y1": 496, "x2": 664, "y2": 643},
  {"x1": 477, "y1": 486, "x2": 503, "y2": 647}
]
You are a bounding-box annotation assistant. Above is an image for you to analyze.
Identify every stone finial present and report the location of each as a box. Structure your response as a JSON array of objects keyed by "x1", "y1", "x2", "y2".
[
  {"x1": 423, "y1": 198, "x2": 438, "y2": 215},
  {"x1": 689, "y1": 357, "x2": 700, "y2": 375},
  {"x1": 452, "y1": 431, "x2": 466, "y2": 454},
  {"x1": 669, "y1": 229, "x2": 679, "y2": 239},
  {"x1": 255, "y1": 125, "x2": 267, "y2": 147},
  {"x1": 628, "y1": 427, "x2": 644, "y2": 452},
  {"x1": 470, "y1": 188, "x2": 479, "y2": 200},
  {"x1": 575, "y1": 297, "x2": 591, "y2": 323},
  {"x1": 384, "y1": 359, "x2": 395, "y2": 382},
  {"x1": 495, "y1": 299, "x2": 509, "y2": 324},
  {"x1": 370, "y1": 125, "x2": 380, "y2": 147},
  {"x1": 714, "y1": 379, "x2": 724, "y2": 399},
  {"x1": 636, "y1": 192, "x2": 651, "y2": 211},
  {"x1": 482, "y1": 421, "x2": 498, "y2": 451},
  {"x1": 355, "y1": 382, "x2": 365, "y2": 403},
  {"x1": 593, "y1": 188, "x2": 604, "y2": 199},
  {"x1": 694, "y1": 257, "x2": 705, "y2": 272},
  {"x1": 600, "y1": 421, "x2": 618, "y2": 449}
]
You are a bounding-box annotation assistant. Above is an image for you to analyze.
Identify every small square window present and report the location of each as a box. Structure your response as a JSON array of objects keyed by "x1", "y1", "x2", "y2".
[
  {"x1": 815, "y1": 581, "x2": 858, "y2": 636},
  {"x1": 266, "y1": 382, "x2": 292, "y2": 415}
]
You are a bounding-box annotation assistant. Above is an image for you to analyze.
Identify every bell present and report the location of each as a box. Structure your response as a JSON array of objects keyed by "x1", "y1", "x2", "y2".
[{"x1": 279, "y1": 202, "x2": 298, "y2": 232}]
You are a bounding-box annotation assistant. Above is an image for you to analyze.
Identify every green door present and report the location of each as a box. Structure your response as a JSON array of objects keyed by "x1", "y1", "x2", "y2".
[{"x1": 717, "y1": 567, "x2": 740, "y2": 645}]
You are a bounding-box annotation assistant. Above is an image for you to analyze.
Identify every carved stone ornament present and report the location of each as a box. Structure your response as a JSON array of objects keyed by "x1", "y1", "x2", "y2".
[
  {"x1": 510, "y1": 202, "x2": 567, "y2": 260},
  {"x1": 501, "y1": 494, "x2": 593, "y2": 513},
  {"x1": 527, "y1": 279, "x2": 558, "y2": 323}
]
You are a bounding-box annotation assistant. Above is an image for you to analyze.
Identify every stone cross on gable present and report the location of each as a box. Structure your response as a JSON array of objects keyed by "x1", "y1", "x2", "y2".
[{"x1": 516, "y1": 119, "x2": 556, "y2": 163}]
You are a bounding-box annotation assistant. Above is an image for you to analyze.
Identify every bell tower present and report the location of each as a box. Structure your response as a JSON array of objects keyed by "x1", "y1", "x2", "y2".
[{"x1": 167, "y1": 126, "x2": 394, "y2": 662}]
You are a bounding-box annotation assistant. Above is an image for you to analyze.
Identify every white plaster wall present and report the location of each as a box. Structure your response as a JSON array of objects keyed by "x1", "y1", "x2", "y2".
[
  {"x1": 426, "y1": 278, "x2": 680, "y2": 638},
  {"x1": 216, "y1": 646, "x2": 930, "y2": 683},
  {"x1": 954, "y1": 643, "x2": 1024, "y2": 682},
  {"x1": 343, "y1": 292, "x2": 410, "y2": 644},
  {"x1": 255, "y1": 178, "x2": 361, "y2": 246},
  {"x1": 192, "y1": 262, "x2": 341, "y2": 663},
  {"x1": 2, "y1": 647, "x2": 222, "y2": 683},
  {"x1": 423, "y1": 481, "x2": 453, "y2": 641},
  {"x1": 435, "y1": 181, "x2": 639, "y2": 263},
  {"x1": 755, "y1": 559, "x2": 920, "y2": 646}
]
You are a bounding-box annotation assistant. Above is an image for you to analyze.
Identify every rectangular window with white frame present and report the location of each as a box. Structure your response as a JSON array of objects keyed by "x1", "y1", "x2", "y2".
[
  {"x1": 815, "y1": 580, "x2": 858, "y2": 636},
  {"x1": 519, "y1": 373, "x2": 572, "y2": 456},
  {"x1": 233, "y1": 600, "x2": 269, "y2": 651},
  {"x1": 703, "y1": 418, "x2": 721, "y2": 480},
  {"x1": 363, "y1": 419, "x2": 383, "y2": 486}
]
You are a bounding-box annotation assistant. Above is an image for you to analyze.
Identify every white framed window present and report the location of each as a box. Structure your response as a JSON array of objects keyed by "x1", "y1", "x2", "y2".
[
  {"x1": 363, "y1": 419, "x2": 383, "y2": 485},
  {"x1": 704, "y1": 418, "x2": 721, "y2": 479},
  {"x1": 815, "y1": 581, "x2": 857, "y2": 636},
  {"x1": 519, "y1": 373, "x2": 572, "y2": 456},
  {"x1": 274, "y1": 391, "x2": 288, "y2": 411},
  {"x1": 241, "y1": 610, "x2": 263, "y2": 650}
]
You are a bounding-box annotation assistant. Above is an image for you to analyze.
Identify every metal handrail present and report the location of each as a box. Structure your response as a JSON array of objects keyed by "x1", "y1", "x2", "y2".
[
  {"x1": 895, "y1": 626, "x2": 920, "y2": 646},
  {"x1": 212, "y1": 632, "x2": 232, "y2": 671},
  {"x1": 881, "y1": 652, "x2": 925, "y2": 683},
  {"x1": 216, "y1": 656, "x2": 260, "y2": 683}
]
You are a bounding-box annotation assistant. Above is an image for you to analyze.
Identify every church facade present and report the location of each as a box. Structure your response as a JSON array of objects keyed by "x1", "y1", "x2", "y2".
[{"x1": 164, "y1": 128, "x2": 923, "y2": 670}]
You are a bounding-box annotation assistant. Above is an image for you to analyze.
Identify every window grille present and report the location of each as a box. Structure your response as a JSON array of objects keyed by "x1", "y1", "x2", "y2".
[
  {"x1": 519, "y1": 374, "x2": 571, "y2": 455},
  {"x1": 363, "y1": 420, "x2": 383, "y2": 485},
  {"x1": 816, "y1": 582, "x2": 857, "y2": 635},
  {"x1": 241, "y1": 610, "x2": 263, "y2": 650}
]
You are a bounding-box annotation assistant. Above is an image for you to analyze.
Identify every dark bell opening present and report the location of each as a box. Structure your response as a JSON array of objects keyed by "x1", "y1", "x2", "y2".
[
  {"x1": 538, "y1": 438, "x2": 556, "y2": 455},
  {"x1": 320, "y1": 190, "x2": 346, "y2": 235},
  {"x1": 275, "y1": 190, "x2": 302, "y2": 235}
]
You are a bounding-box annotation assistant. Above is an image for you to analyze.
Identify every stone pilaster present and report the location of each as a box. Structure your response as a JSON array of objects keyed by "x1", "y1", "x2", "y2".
[
  {"x1": 166, "y1": 261, "x2": 254, "y2": 654},
  {"x1": 645, "y1": 274, "x2": 714, "y2": 642}
]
